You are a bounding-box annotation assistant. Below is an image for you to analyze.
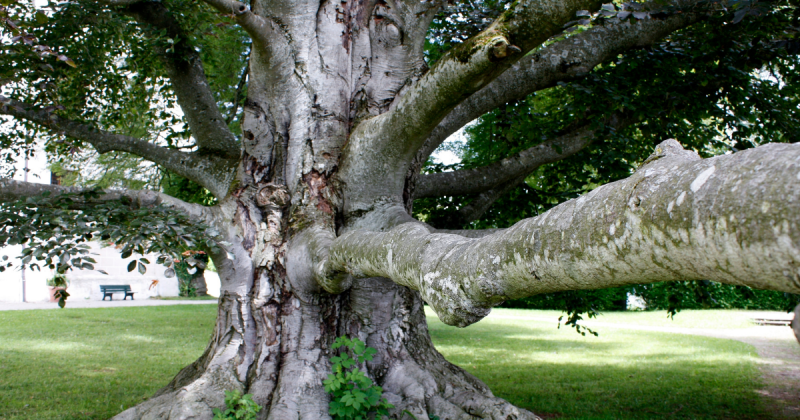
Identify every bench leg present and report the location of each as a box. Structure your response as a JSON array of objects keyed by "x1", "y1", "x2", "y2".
[{"x1": 103, "y1": 293, "x2": 113, "y2": 301}]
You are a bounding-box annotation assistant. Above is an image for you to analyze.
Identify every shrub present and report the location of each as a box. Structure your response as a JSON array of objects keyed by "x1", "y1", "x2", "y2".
[
  {"x1": 211, "y1": 390, "x2": 261, "y2": 420},
  {"x1": 324, "y1": 336, "x2": 393, "y2": 420}
]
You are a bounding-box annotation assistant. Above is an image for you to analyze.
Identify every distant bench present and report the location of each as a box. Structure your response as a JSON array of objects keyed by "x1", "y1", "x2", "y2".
[{"x1": 100, "y1": 285, "x2": 135, "y2": 301}]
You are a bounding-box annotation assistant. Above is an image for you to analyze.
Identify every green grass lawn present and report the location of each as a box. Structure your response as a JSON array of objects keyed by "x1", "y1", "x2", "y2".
[
  {"x1": 0, "y1": 306, "x2": 217, "y2": 420},
  {"x1": 428, "y1": 308, "x2": 769, "y2": 420},
  {"x1": 0, "y1": 307, "x2": 771, "y2": 420},
  {"x1": 148, "y1": 295, "x2": 219, "y2": 301}
]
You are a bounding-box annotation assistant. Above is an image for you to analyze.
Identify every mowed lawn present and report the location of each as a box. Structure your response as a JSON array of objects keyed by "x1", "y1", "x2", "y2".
[
  {"x1": 0, "y1": 306, "x2": 217, "y2": 420},
  {"x1": 428, "y1": 308, "x2": 769, "y2": 420},
  {"x1": 0, "y1": 306, "x2": 771, "y2": 420}
]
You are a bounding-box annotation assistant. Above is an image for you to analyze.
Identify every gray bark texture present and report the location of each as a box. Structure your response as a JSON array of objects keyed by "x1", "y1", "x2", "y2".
[
  {"x1": 794, "y1": 303, "x2": 800, "y2": 345},
  {"x1": 328, "y1": 140, "x2": 800, "y2": 327},
  {"x1": 1, "y1": 0, "x2": 798, "y2": 419}
]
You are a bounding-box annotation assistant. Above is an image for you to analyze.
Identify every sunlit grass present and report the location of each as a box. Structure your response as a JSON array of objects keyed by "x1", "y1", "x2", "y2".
[
  {"x1": 0, "y1": 306, "x2": 217, "y2": 420},
  {"x1": 0, "y1": 306, "x2": 772, "y2": 420},
  {"x1": 487, "y1": 308, "x2": 762, "y2": 329},
  {"x1": 428, "y1": 308, "x2": 769, "y2": 420}
]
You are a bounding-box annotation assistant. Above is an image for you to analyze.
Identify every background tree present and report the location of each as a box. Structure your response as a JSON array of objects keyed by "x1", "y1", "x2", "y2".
[{"x1": 0, "y1": 0, "x2": 799, "y2": 419}]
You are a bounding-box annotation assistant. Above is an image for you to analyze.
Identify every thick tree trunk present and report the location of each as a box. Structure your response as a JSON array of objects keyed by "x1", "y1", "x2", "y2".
[
  {"x1": 189, "y1": 274, "x2": 208, "y2": 297},
  {"x1": 114, "y1": 226, "x2": 536, "y2": 420},
  {"x1": 111, "y1": 0, "x2": 535, "y2": 414},
  {"x1": 793, "y1": 303, "x2": 800, "y2": 346}
]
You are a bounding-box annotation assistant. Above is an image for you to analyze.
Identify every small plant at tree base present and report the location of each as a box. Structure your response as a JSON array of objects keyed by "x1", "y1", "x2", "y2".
[
  {"x1": 211, "y1": 390, "x2": 261, "y2": 420},
  {"x1": 324, "y1": 336, "x2": 393, "y2": 419}
]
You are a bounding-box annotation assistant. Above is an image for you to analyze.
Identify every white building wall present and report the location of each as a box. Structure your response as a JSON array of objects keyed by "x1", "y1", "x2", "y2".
[
  {"x1": 0, "y1": 240, "x2": 221, "y2": 302},
  {"x1": 0, "y1": 146, "x2": 221, "y2": 302}
]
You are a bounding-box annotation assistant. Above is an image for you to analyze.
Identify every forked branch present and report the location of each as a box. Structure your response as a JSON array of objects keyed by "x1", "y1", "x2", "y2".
[
  {"x1": 415, "y1": 11, "x2": 700, "y2": 163},
  {"x1": 338, "y1": 0, "x2": 602, "y2": 211}
]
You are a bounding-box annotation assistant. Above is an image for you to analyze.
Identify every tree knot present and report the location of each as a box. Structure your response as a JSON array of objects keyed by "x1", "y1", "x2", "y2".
[
  {"x1": 639, "y1": 139, "x2": 701, "y2": 169},
  {"x1": 256, "y1": 183, "x2": 290, "y2": 208},
  {"x1": 490, "y1": 37, "x2": 521, "y2": 60}
]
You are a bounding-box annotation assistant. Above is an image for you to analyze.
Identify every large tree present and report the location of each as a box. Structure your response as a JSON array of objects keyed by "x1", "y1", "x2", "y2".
[{"x1": 0, "y1": 0, "x2": 799, "y2": 418}]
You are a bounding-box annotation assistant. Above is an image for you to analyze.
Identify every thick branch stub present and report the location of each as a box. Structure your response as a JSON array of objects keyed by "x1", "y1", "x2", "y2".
[
  {"x1": 329, "y1": 140, "x2": 800, "y2": 327},
  {"x1": 201, "y1": 0, "x2": 285, "y2": 49}
]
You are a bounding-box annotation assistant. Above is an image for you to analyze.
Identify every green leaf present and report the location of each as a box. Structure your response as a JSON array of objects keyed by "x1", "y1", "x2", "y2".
[
  {"x1": 57, "y1": 55, "x2": 77, "y2": 68},
  {"x1": 137, "y1": 262, "x2": 146, "y2": 275},
  {"x1": 35, "y1": 11, "x2": 48, "y2": 25},
  {"x1": 127, "y1": 260, "x2": 137, "y2": 272}
]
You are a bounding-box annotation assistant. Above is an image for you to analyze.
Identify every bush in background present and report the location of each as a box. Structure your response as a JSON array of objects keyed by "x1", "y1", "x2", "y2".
[{"x1": 501, "y1": 281, "x2": 800, "y2": 313}]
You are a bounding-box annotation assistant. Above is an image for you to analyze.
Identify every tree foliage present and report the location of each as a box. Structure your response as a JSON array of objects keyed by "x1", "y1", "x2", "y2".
[
  {"x1": 0, "y1": 188, "x2": 224, "y2": 278},
  {"x1": 0, "y1": 0, "x2": 249, "y2": 176}
]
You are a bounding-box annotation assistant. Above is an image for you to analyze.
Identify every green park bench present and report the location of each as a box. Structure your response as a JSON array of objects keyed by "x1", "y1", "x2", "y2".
[{"x1": 100, "y1": 285, "x2": 135, "y2": 301}]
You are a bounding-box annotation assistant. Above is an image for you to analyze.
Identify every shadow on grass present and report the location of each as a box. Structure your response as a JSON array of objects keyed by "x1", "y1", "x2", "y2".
[{"x1": 427, "y1": 315, "x2": 769, "y2": 420}]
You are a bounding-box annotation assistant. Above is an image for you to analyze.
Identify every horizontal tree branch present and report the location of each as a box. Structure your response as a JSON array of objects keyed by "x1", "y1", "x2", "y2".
[
  {"x1": 123, "y1": 2, "x2": 240, "y2": 158},
  {"x1": 415, "y1": 114, "x2": 634, "y2": 229},
  {"x1": 0, "y1": 99, "x2": 237, "y2": 198},
  {"x1": 415, "y1": 10, "x2": 701, "y2": 165},
  {"x1": 328, "y1": 140, "x2": 800, "y2": 327},
  {"x1": 0, "y1": 178, "x2": 209, "y2": 221},
  {"x1": 454, "y1": 174, "x2": 529, "y2": 227},
  {"x1": 415, "y1": 124, "x2": 596, "y2": 199}
]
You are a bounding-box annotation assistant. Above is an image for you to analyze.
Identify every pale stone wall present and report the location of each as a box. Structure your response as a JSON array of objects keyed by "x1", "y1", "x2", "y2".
[
  {"x1": 1, "y1": 241, "x2": 179, "y2": 302},
  {"x1": 0, "y1": 240, "x2": 222, "y2": 302}
]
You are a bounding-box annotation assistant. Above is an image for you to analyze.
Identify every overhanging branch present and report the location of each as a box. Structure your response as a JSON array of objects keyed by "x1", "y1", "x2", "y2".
[
  {"x1": 123, "y1": 2, "x2": 240, "y2": 157},
  {"x1": 0, "y1": 99, "x2": 237, "y2": 198},
  {"x1": 0, "y1": 178, "x2": 209, "y2": 221},
  {"x1": 328, "y1": 140, "x2": 800, "y2": 327}
]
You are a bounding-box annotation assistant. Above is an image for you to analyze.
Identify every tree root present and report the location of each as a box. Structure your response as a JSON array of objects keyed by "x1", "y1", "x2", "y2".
[
  {"x1": 344, "y1": 277, "x2": 540, "y2": 420},
  {"x1": 113, "y1": 279, "x2": 539, "y2": 420}
]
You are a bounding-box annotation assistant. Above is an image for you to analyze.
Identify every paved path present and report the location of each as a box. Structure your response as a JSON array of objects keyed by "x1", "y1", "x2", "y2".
[
  {"x1": 488, "y1": 311, "x2": 800, "y2": 419},
  {"x1": 0, "y1": 299, "x2": 218, "y2": 310}
]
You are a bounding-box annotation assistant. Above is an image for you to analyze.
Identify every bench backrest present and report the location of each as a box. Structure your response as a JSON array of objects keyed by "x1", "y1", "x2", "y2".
[{"x1": 100, "y1": 285, "x2": 131, "y2": 292}]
